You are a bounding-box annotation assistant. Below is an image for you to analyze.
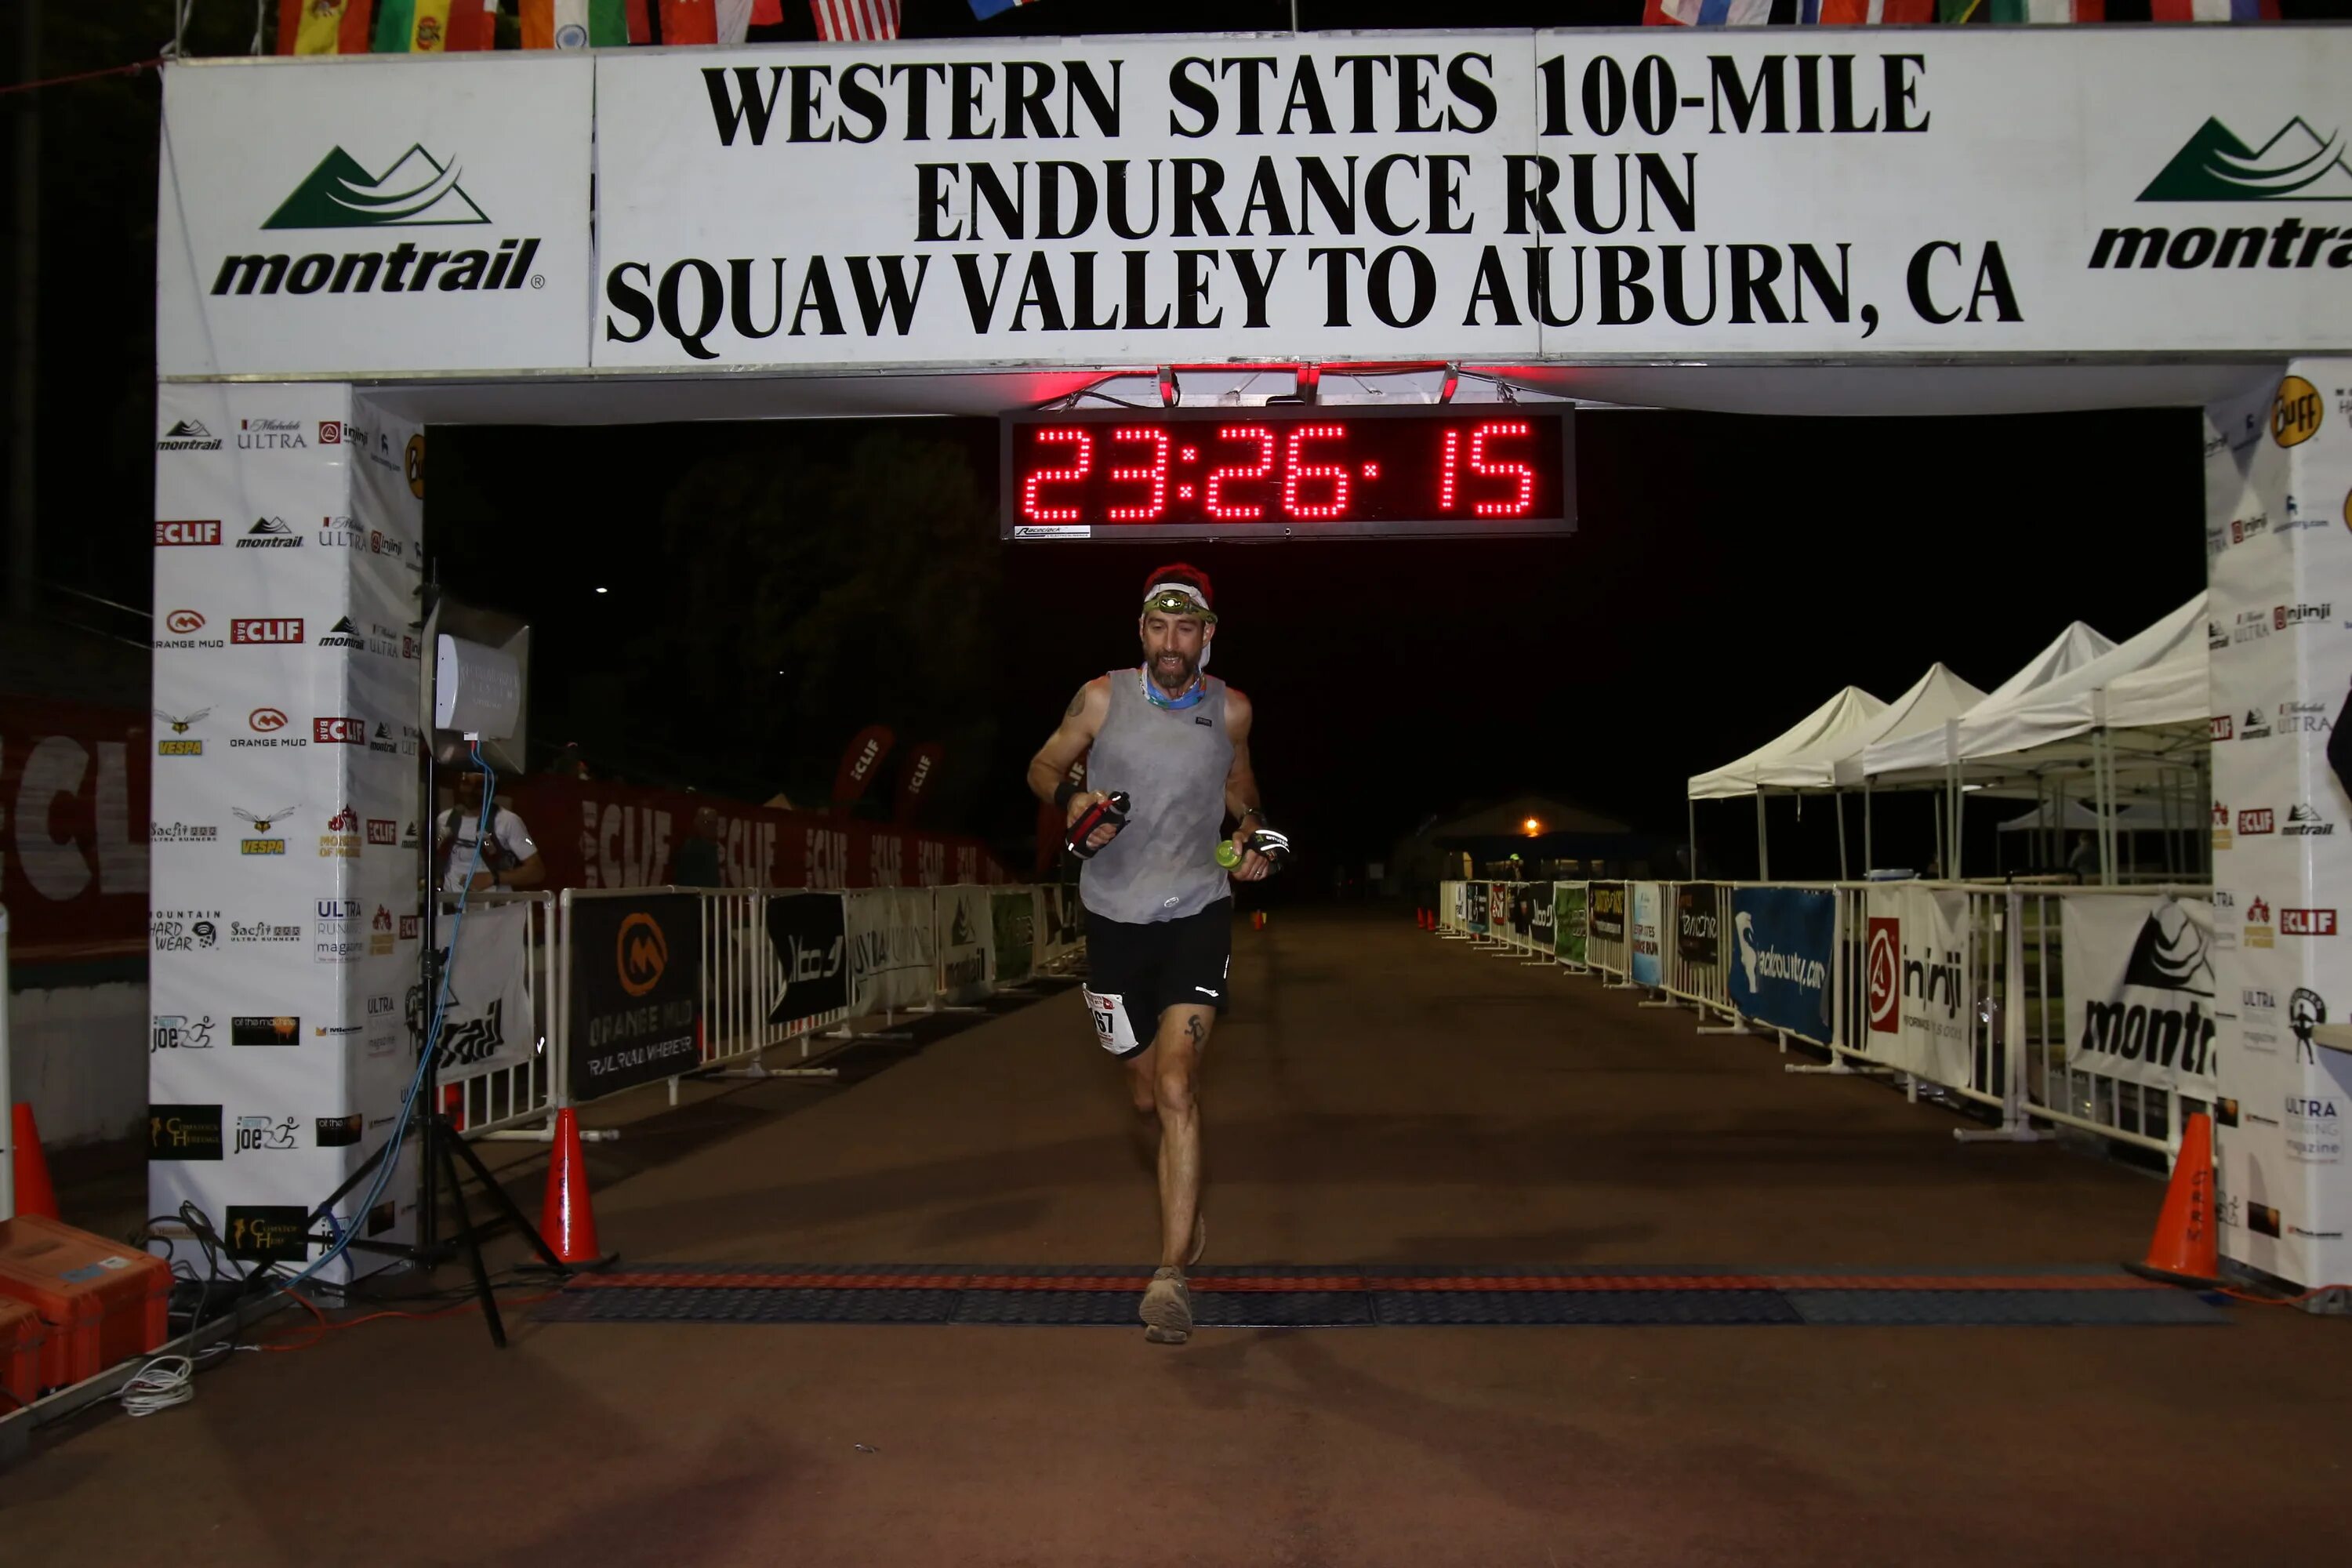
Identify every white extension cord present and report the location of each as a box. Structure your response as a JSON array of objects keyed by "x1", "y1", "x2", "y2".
[{"x1": 118, "y1": 1355, "x2": 198, "y2": 1417}]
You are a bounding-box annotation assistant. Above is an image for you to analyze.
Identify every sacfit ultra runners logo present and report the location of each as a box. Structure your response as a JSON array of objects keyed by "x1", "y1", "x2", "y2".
[
  {"x1": 2091, "y1": 117, "x2": 2352, "y2": 274},
  {"x1": 211, "y1": 146, "x2": 540, "y2": 300}
]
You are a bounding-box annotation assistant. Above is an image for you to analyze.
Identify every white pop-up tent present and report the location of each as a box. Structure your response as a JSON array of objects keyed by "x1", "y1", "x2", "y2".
[
  {"x1": 1860, "y1": 621, "x2": 2118, "y2": 782},
  {"x1": 1686, "y1": 685, "x2": 1885, "y2": 878}
]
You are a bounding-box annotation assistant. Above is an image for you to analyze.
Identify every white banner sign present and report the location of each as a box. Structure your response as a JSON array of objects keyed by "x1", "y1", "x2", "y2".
[
  {"x1": 587, "y1": 30, "x2": 2352, "y2": 371},
  {"x1": 433, "y1": 902, "x2": 535, "y2": 1076},
  {"x1": 935, "y1": 884, "x2": 993, "y2": 1004},
  {"x1": 158, "y1": 56, "x2": 595, "y2": 376},
  {"x1": 2062, "y1": 895, "x2": 2220, "y2": 1102},
  {"x1": 1862, "y1": 884, "x2": 1973, "y2": 1088},
  {"x1": 845, "y1": 886, "x2": 937, "y2": 1014}
]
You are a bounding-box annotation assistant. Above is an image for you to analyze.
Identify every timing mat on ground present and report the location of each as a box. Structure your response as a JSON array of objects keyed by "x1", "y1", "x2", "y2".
[{"x1": 533, "y1": 1264, "x2": 2227, "y2": 1328}]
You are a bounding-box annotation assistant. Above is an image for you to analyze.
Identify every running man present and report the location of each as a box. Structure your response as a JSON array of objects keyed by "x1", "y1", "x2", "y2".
[{"x1": 1026, "y1": 564, "x2": 1274, "y2": 1344}]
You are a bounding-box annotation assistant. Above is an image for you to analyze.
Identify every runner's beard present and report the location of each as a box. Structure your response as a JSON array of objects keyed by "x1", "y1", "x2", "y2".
[{"x1": 1149, "y1": 648, "x2": 1198, "y2": 694}]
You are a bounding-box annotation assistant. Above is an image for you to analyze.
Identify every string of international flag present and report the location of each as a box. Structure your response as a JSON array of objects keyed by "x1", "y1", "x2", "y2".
[{"x1": 274, "y1": 0, "x2": 2282, "y2": 54}]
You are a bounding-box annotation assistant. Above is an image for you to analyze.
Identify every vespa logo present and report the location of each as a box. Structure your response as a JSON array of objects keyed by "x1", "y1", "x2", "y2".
[
  {"x1": 1866, "y1": 916, "x2": 1900, "y2": 1035},
  {"x1": 616, "y1": 912, "x2": 669, "y2": 997}
]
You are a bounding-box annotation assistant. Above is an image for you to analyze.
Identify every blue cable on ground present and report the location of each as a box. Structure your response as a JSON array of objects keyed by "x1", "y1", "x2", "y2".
[{"x1": 267, "y1": 742, "x2": 497, "y2": 1296}]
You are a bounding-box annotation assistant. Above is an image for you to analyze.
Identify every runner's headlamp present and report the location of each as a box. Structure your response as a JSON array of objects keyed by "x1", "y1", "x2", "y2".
[{"x1": 1142, "y1": 587, "x2": 1217, "y2": 622}]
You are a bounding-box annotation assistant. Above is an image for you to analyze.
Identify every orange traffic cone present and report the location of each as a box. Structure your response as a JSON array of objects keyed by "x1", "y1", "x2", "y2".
[
  {"x1": 539, "y1": 1109, "x2": 607, "y2": 1266},
  {"x1": 2127, "y1": 1112, "x2": 2220, "y2": 1287},
  {"x1": 10, "y1": 1103, "x2": 59, "y2": 1221}
]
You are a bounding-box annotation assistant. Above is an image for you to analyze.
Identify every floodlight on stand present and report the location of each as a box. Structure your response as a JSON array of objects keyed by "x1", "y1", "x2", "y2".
[{"x1": 435, "y1": 633, "x2": 522, "y2": 742}]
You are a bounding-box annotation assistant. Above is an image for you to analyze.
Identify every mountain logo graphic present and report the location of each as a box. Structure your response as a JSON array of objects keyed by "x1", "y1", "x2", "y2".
[
  {"x1": 2140, "y1": 118, "x2": 2352, "y2": 202},
  {"x1": 263, "y1": 145, "x2": 491, "y2": 230}
]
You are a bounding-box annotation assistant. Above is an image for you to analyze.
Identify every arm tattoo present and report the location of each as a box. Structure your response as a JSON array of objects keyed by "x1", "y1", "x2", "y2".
[
  {"x1": 1065, "y1": 688, "x2": 1086, "y2": 717},
  {"x1": 1184, "y1": 1014, "x2": 1206, "y2": 1045}
]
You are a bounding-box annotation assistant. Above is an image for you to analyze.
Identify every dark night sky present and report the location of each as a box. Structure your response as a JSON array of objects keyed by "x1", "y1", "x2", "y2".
[{"x1": 430, "y1": 405, "x2": 2207, "y2": 876}]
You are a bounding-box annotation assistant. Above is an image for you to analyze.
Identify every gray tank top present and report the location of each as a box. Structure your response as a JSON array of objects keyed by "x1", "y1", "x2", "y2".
[{"x1": 1080, "y1": 668, "x2": 1233, "y2": 924}]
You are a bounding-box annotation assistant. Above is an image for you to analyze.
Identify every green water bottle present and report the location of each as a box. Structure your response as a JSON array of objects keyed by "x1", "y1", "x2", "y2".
[{"x1": 1214, "y1": 838, "x2": 1243, "y2": 869}]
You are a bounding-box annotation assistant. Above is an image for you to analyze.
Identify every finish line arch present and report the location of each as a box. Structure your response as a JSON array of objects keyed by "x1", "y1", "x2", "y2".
[{"x1": 146, "y1": 27, "x2": 2351, "y2": 1289}]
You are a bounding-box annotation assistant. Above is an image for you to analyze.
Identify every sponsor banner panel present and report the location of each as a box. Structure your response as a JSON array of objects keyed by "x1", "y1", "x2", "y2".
[
  {"x1": 1466, "y1": 880, "x2": 1488, "y2": 935},
  {"x1": 505, "y1": 775, "x2": 1007, "y2": 892},
  {"x1": 1507, "y1": 883, "x2": 1534, "y2": 941},
  {"x1": 158, "y1": 56, "x2": 595, "y2": 376},
  {"x1": 1675, "y1": 883, "x2": 1719, "y2": 968},
  {"x1": 1726, "y1": 887, "x2": 1835, "y2": 1041},
  {"x1": 766, "y1": 891, "x2": 851, "y2": 1025},
  {"x1": 992, "y1": 889, "x2": 1036, "y2": 985},
  {"x1": 432, "y1": 901, "x2": 533, "y2": 1076},
  {"x1": 1488, "y1": 884, "x2": 1509, "y2": 941},
  {"x1": 1040, "y1": 883, "x2": 1083, "y2": 957},
  {"x1": 1588, "y1": 883, "x2": 1626, "y2": 946},
  {"x1": 843, "y1": 887, "x2": 936, "y2": 1014},
  {"x1": 1860, "y1": 884, "x2": 1973, "y2": 1087},
  {"x1": 1629, "y1": 880, "x2": 1662, "y2": 988},
  {"x1": 935, "y1": 884, "x2": 994, "y2": 1004},
  {"x1": 1527, "y1": 881, "x2": 1555, "y2": 953},
  {"x1": 1555, "y1": 884, "x2": 1587, "y2": 967},
  {"x1": 2061, "y1": 895, "x2": 2220, "y2": 1100},
  {"x1": 1, "y1": 695, "x2": 150, "y2": 964},
  {"x1": 566, "y1": 893, "x2": 702, "y2": 1102}
]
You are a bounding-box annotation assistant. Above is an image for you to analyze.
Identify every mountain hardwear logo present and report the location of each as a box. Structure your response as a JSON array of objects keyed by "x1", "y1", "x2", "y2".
[
  {"x1": 264, "y1": 145, "x2": 490, "y2": 230},
  {"x1": 2141, "y1": 118, "x2": 2352, "y2": 202}
]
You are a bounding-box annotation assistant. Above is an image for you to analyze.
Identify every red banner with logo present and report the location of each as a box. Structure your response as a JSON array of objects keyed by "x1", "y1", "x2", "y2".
[
  {"x1": 830, "y1": 724, "x2": 895, "y2": 811},
  {"x1": 1, "y1": 695, "x2": 151, "y2": 965},
  {"x1": 892, "y1": 740, "x2": 945, "y2": 825},
  {"x1": 506, "y1": 775, "x2": 1006, "y2": 892}
]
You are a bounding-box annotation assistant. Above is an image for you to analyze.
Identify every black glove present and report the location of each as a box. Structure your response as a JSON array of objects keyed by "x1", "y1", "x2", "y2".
[{"x1": 1065, "y1": 791, "x2": 1131, "y2": 859}]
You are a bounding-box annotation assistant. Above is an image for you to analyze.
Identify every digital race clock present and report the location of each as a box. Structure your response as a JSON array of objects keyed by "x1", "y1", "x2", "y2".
[{"x1": 1000, "y1": 405, "x2": 1574, "y2": 542}]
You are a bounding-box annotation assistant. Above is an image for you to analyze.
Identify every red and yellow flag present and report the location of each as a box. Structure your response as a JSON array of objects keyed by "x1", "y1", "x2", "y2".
[{"x1": 278, "y1": 0, "x2": 373, "y2": 54}]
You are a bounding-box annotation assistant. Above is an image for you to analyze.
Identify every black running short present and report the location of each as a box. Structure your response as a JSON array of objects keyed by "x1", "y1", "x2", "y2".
[{"x1": 1081, "y1": 898, "x2": 1232, "y2": 1059}]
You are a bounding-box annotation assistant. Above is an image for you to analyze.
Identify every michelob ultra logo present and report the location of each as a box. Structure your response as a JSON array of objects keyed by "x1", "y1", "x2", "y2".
[{"x1": 2274, "y1": 376, "x2": 2321, "y2": 448}]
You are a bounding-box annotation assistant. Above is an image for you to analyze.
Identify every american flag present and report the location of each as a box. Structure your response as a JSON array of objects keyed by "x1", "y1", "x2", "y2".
[{"x1": 809, "y1": 0, "x2": 899, "y2": 39}]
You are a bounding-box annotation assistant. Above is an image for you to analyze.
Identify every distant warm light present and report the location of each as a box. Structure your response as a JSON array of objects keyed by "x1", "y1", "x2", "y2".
[
  {"x1": 1523, "y1": 817, "x2": 1541, "y2": 834},
  {"x1": 595, "y1": 586, "x2": 608, "y2": 594}
]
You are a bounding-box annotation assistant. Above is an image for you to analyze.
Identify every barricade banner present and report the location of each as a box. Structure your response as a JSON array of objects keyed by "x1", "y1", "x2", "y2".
[
  {"x1": 1555, "y1": 884, "x2": 1587, "y2": 966},
  {"x1": 1507, "y1": 883, "x2": 1534, "y2": 942},
  {"x1": 434, "y1": 901, "x2": 533, "y2": 1075},
  {"x1": 1487, "y1": 883, "x2": 1508, "y2": 940},
  {"x1": 1466, "y1": 881, "x2": 1489, "y2": 936},
  {"x1": 1676, "y1": 884, "x2": 1720, "y2": 967},
  {"x1": 1861, "y1": 884, "x2": 1974, "y2": 1087},
  {"x1": 992, "y1": 890, "x2": 1036, "y2": 985},
  {"x1": 1589, "y1": 883, "x2": 1627, "y2": 946},
  {"x1": 1630, "y1": 881, "x2": 1664, "y2": 987},
  {"x1": 1446, "y1": 880, "x2": 1465, "y2": 931},
  {"x1": 568, "y1": 892, "x2": 702, "y2": 1099},
  {"x1": 765, "y1": 891, "x2": 849, "y2": 1025},
  {"x1": 842, "y1": 887, "x2": 933, "y2": 1015},
  {"x1": 1, "y1": 694, "x2": 150, "y2": 965},
  {"x1": 1727, "y1": 887, "x2": 1835, "y2": 1041},
  {"x1": 507, "y1": 775, "x2": 1007, "y2": 892},
  {"x1": 935, "y1": 884, "x2": 993, "y2": 1003},
  {"x1": 1527, "y1": 882, "x2": 1555, "y2": 953},
  {"x1": 2060, "y1": 895, "x2": 2220, "y2": 1099}
]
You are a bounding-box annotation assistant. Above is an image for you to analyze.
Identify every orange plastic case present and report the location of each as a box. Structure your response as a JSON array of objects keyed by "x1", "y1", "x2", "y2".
[
  {"x1": 0, "y1": 1294, "x2": 44, "y2": 1409},
  {"x1": 0, "y1": 1215, "x2": 172, "y2": 1390}
]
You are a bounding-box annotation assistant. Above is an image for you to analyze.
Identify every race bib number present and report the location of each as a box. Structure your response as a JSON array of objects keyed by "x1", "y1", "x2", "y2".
[{"x1": 1083, "y1": 987, "x2": 1140, "y2": 1056}]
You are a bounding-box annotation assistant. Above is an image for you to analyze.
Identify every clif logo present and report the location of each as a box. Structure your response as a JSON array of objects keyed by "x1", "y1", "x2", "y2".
[
  {"x1": 231, "y1": 618, "x2": 303, "y2": 644},
  {"x1": 366, "y1": 818, "x2": 397, "y2": 845},
  {"x1": 155, "y1": 520, "x2": 221, "y2": 546},
  {"x1": 2282, "y1": 909, "x2": 2339, "y2": 937},
  {"x1": 314, "y1": 717, "x2": 364, "y2": 745},
  {"x1": 2239, "y1": 808, "x2": 2276, "y2": 835},
  {"x1": 2210, "y1": 714, "x2": 2234, "y2": 741}
]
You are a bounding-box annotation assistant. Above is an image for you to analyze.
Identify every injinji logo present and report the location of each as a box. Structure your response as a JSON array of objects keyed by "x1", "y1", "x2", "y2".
[
  {"x1": 264, "y1": 146, "x2": 490, "y2": 230},
  {"x1": 1866, "y1": 916, "x2": 1900, "y2": 1035},
  {"x1": 2140, "y1": 118, "x2": 2352, "y2": 202}
]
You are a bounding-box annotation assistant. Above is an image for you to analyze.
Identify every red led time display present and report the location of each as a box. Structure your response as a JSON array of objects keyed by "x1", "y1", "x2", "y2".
[{"x1": 1000, "y1": 405, "x2": 1573, "y2": 541}]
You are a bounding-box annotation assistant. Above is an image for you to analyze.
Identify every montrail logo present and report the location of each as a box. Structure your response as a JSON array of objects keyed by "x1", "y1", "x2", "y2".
[
  {"x1": 214, "y1": 146, "x2": 542, "y2": 301},
  {"x1": 238, "y1": 517, "x2": 303, "y2": 550},
  {"x1": 2078, "y1": 902, "x2": 2217, "y2": 1080},
  {"x1": 2285, "y1": 803, "x2": 2335, "y2": 837},
  {"x1": 158, "y1": 419, "x2": 222, "y2": 452},
  {"x1": 2140, "y1": 118, "x2": 2352, "y2": 202},
  {"x1": 264, "y1": 146, "x2": 491, "y2": 230}
]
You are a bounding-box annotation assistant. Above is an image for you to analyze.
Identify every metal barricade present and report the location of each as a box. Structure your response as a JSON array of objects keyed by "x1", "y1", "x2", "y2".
[{"x1": 1588, "y1": 882, "x2": 1630, "y2": 981}]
